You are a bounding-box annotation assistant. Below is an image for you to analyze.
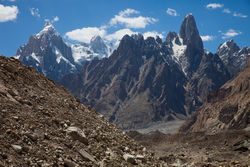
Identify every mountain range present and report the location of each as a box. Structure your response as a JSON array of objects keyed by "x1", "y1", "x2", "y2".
[
  {"x1": 15, "y1": 21, "x2": 114, "y2": 82},
  {"x1": 16, "y1": 14, "x2": 250, "y2": 130}
]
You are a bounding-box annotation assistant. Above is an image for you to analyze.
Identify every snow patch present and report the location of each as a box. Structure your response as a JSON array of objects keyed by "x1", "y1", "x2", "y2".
[
  {"x1": 31, "y1": 52, "x2": 40, "y2": 63},
  {"x1": 71, "y1": 44, "x2": 99, "y2": 63},
  {"x1": 170, "y1": 35, "x2": 188, "y2": 75},
  {"x1": 14, "y1": 55, "x2": 20, "y2": 59},
  {"x1": 172, "y1": 36, "x2": 186, "y2": 61},
  {"x1": 53, "y1": 47, "x2": 76, "y2": 70},
  {"x1": 219, "y1": 41, "x2": 229, "y2": 50}
]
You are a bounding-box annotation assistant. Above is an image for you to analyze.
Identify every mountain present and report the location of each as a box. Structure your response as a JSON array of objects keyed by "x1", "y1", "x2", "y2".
[
  {"x1": 61, "y1": 34, "x2": 186, "y2": 129},
  {"x1": 179, "y1": 57, "x2": 250, "y2": 133},
  {"x1": 90, "y1": 35, "x2": 114, "y2": 58},
  {"x1": 59, "y1": 14, "x2": 234, "y2": 130},
  {"x1": 15, "y1": 22, "x2": 113, "y2": 82},
  {"x1": 15, "y1": 22, "x2": 77, "y2": 82},
  {"x1": 178, "y1": 14, "x2": 204, "y2": 76},
  {"x1": 0, "y1": 56, "x2": 162, "y2": 166},
  {"x1": 217, "y1": 39, "x2": 250, "y2": 77},
  {"x1": 71, "y1": 35, "x2": 115, "y2": 63}
]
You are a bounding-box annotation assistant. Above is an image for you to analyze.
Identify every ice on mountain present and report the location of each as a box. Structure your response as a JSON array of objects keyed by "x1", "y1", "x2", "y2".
[{"x1": 31, "y1": 52, "x2": 40, "y2": 63}]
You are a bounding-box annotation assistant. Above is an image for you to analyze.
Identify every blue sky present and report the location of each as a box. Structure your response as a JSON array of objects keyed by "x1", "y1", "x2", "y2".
[{"x1": 0, "y1": 0, "x2": 249, "y2": 57}]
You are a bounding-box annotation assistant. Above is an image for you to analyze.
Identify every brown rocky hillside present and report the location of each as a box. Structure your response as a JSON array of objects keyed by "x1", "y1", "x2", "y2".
[
  {"x1": 179, "y1": 57, "x2": 250, "y2": 133},
  {"x1": 0, "y1": 56, "x2": 162, "y2": 166}
]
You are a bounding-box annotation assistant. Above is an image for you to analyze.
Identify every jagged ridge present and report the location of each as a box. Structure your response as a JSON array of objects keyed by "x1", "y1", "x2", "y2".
[{"x1": 59, "y1": 14, "x2": 248, "y2": 130}]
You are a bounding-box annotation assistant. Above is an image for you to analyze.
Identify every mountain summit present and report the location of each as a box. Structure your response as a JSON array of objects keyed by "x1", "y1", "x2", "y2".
[
  {"x1": 16, "y1": 22, "x2": 76, "y2": 82},
  {"x1": 90, "y1": 35, "x2": 114, "y2": 58},
  {"x1": 36, "y1": 21, "x2": 59, "y2": 38},
  {"x1": 217, "y1": 39, "x2": 249, "y2": 77},
  {"x1": 179, "y1": 14, "x2": 203, "y2": 49},
  {"x1": 179, "y1": 14, "x2": 204, "y2": 75}
]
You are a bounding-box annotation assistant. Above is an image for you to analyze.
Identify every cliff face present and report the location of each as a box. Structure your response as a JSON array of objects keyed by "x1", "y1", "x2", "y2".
[
  {"x1": 0, "y1": 56, "x2": 162, "y2": 166},
  {"x1": 179, "y1": 57, "x2": 250, "y2": 133}
]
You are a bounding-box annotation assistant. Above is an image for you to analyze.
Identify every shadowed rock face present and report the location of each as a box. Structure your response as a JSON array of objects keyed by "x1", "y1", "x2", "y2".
[
  {"x1": 180, "y1": 57, "x2": 250, "y2": 133},
  {"x1": 0, "y1": 56, "x2": 162, "y2": 166},
  {"x1": 179, "y1": 14, "x2": 204, "y2": 75},
  {"x1": 179, "y1": 14, "x2": 203, "y2": 49},
  {"x1": 61, "y1": 35, "x2": 187, "y2": 129}
]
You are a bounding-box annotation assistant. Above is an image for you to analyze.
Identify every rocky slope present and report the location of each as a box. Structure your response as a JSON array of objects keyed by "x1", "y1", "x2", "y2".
[
  {"x1": 0, "y1": 56, "x2": 162, "y2": 166},
  {"x1": 59, "y1": 14, "x2": 234, "y2": 130},
  {"x1": 179, "y1": 57, "x2": 250, "y2": 133},
  {"x1": 15, "y1": 22, "x2": 113, "y2": 82}
]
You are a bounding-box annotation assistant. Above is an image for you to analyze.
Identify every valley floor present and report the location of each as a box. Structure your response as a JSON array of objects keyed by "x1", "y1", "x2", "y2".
[
  {"x1": 127, "y1": 120, "x2": 185, "y2": 134},
  {"x1": 127, "y1": 129, "x2": 250, "y2": 166}
]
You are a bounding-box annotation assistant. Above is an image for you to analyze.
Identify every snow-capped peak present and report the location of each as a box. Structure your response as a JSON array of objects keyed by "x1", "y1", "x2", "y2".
[
  {"x1": 90, "y1": 35, "x2": 102, "y2": 43},
  {"x1": 36, "y1": 21, "x2": 59, "y2": 38},
  {"x1": 219, "y1": 39, "x2": 235, "y2": 50}
]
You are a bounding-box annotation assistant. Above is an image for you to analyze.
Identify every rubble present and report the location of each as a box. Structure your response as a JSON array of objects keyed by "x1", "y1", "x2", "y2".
[{"x1": 0, "y1": 56, "x2": 162, "y2": 166}]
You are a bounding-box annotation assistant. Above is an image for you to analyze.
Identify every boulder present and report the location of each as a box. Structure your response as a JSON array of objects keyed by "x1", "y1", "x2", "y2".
[
  {"x1": 78, "y1": 149, "x2": 97, "y2": 164},
  {"x1": 11, "y1": 144, "x2": 22, "y2": 153},
  {"x1": 123, "y1": 153, "x2": 137, "y2": 165},
  {"x1": 66, "y1": 127, "x2": 88, "y2": 145}
]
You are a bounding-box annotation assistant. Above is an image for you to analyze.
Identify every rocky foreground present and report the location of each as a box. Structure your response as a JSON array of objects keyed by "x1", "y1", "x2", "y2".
[
  {"x1": 0, "y1": 56, "x2": 162, "y2": 166},
  {"x1": 128, "y1": 130, "x2": 250, "y2": 166}
]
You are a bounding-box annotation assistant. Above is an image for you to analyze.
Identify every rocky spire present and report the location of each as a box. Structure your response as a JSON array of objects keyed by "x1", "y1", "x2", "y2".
[
  {"x1": 179, "y1": 14, "x2": 203, "y2": 49},
  {"x1": 178, "y1": 14, "x2": 204, "y2": 76}
]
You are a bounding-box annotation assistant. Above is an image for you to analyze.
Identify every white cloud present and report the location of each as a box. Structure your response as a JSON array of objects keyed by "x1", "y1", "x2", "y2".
[
  {"x1": 109, "y1": 8, "x2": 157, "y2": 29},
  {"x1": 30, "y1": 8, "x2": 40, "y2": 18},
  {"x1": 65, "y1": 27, "x2": 106, "y2": 43},
  {"x1": 166, "y1": 8, "x2": 179, "y2": 16},
  {"x1": 143, "y1": 31, "x2": 163, "y2": 39},
  {"x1": 233, "y1": 12, "x2": 247, "y2": 18},
  {"x1": 201, "y1": 35, "x2": 214, "y2": 41},
  {"x1": 0, "y1": 4, "x2": 18, "y2": 22},
  {"x1": 222, "y1": 9, "x2": 231, "y2": 14},
  {"x1": 105, "y1": 28, "x2": 137, "y2": 41},
  {"x1": 119, "y1": 8, "x2": 139, "y2": 17},
  {"x1": 222, "y1": 29, "x2": 242, "y2": 39},
  {"x1": 206, "y1": 3, "x2": 223, "y2": 9},
  {"x1": 53, "y1": 16, "x2": 59, "y2": 22}
]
